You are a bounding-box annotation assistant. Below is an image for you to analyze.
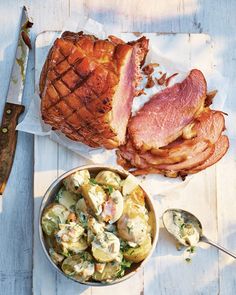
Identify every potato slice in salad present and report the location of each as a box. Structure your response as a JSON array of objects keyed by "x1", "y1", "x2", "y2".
[
  {"x1": 122, "y1": 174, "x2": 139, "y2": 196},
  {"x1": 41, "y1": 204, "x2": 69, "y2": 236},
  {"x1": 95, "y1": 170, "x2": 121, "y2": 189},
  {"x1": 56, "y1": 187, "x2": 78, "y2": 211},
  {"x1": 75, "y1": 198, "x2": 88, "y2": 214},
  {"x1": 62, "y1": 252, "x2": 94, "y2": 281},
  {"x1": 63, "y1": 170, "x2": 90, "y2": 194},
  {"x1": 92, "y1": 232, "x2": 120, "y2": 262},
  {"x1": 49, "y1": 248, "x2": 64, "y2": 265},
  {"x1": 55, "y1": 222, "x2": 88, "y2": 254},
  {"x1": 102, "y1": 190, "x2": 124, "y2": 224},
  {"x1": 117, "y1": 188, "x2": 149, "y2": 245},
  {"x1": 92, "y1": 261, "x2": 122, "y2": 281},
  {"x1": 123, "y1": 235, "x2": 152, "y2": 263},
  {"x1": 81, "y1": 183, "x2": 106, "y2": 216}
]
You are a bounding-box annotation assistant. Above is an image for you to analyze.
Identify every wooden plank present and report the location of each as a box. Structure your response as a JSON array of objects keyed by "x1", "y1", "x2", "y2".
[
  {"x1": 33, "y1": 136, "x2": 58, "y2": 295},
  {"x1": 143, "y1": 34, "x2": 219, "y2": 295},
  {"x1": 216, "y1": 140, "x2": 236, "y2": 295}
]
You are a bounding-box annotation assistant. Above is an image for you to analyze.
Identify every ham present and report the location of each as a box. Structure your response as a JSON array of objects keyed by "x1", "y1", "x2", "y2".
[
  {"x1": 128, "y1": 69, "x2": 207, "y2": 151},
  {"x1": 184, "y1": 135, "x2": 229, "y2": 174},
  {"x1": 118, "y1": 110, "x2": 225, "y2": 168},
  {"x1": 117, "y1": 110, "x2": 228, "y2": 178},
  {"x1": 40, "y1": 32, "x2": 148, "y2": 149}
]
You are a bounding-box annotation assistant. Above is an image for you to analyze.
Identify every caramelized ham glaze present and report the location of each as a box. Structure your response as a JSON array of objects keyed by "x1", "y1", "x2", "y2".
[{"x1": 40, "y1": 32, "x2": 148, "y2": 149}]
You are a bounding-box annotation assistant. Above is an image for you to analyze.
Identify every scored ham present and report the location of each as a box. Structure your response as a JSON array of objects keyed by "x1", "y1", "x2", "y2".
[
  {"x1": 128, "y1": 69, "x2": 207, "y2": 151},
  {"x1": 40, "y1": 32, "x2": 148, "y2": 149}
]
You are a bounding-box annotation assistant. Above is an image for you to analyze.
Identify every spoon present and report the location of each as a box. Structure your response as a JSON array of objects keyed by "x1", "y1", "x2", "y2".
[{"x1": 162, "y1": 208, "x2": 236, "y2": 259}]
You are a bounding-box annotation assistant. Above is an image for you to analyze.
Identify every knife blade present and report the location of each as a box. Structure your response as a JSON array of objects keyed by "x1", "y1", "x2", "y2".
[{"x1": 0, "y1": 6, "x2": 33, "y2": 196}]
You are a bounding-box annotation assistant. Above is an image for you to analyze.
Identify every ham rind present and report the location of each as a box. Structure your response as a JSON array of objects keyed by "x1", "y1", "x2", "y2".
[
  {"x1": 184, "y1": 135, "x2": 229, "y2": 174},
  {"x1": 128, "y1": 69, "x2": 207, "y2": 151}
]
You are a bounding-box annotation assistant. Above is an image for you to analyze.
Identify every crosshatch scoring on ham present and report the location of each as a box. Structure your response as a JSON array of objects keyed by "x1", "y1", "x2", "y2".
[
  {"x1": 40, "y1": 31, "x2": 148, "y2": 149},
  {"x1": 39, "y1": 31, "x2": 229, "y2": 179}
]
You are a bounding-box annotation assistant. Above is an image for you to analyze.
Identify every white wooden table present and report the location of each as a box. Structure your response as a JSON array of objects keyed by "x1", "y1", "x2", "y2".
[{"x1": 1, "y1": 1, "x2": 236, "y2": 294}]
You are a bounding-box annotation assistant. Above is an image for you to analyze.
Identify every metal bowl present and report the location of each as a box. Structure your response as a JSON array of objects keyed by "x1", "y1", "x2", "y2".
[{"x1": 39, "y1": 164, "x2": 159, "y2": 286}]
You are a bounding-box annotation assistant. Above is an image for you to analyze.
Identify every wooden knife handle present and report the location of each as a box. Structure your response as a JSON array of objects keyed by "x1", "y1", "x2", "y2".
[{"x1": 0, "y1": 102, "x2": 25, "y2": 195}]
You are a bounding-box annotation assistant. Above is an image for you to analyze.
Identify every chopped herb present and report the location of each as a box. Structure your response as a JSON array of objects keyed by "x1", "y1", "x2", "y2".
[
  {"x1": 67, "y1": 271, "x2": 76, "y2": 276},
  {"x1": 55, "y1": 188, "x2": 63, "y2": 203},
  {"x1": 79, "y1": 212, "x2": 88, "y2": 228},
  {"x1": 103, "y1": 185, "x2": 114, "y2": 195},
  {"x1": 90, "y1": 178, "x2": 98, "y2": 185},
  {"x1": 74, "y1": 185, "x2": 79, "y2": 190},
  {"x1": 121, "y1": 258, "x2": 132, "y2": 268},
  {"x1": 185, "y1": 257, "x2": 191, "y2": 263},
  {"x1": 187, "y1": 246, "x2": 196, "y2": 253},
  {"x1": 117, "y1": 269, "x2": 125, "y2": 278},
  {"x1": 80, "y1": 251, "x2": 87, "y2": 260},
  {"x1": 117, "y1": 258, "x2": 132, "y2": 278},
  {"x1": 62, "y1": 251, "x2": 71, "y2": 257},
  {"x1": 108, "y1": 185, "x2": 114, "y2": 194},
  {"x1": 120, "y1": 240, "x2": 131, "y2": 252}
]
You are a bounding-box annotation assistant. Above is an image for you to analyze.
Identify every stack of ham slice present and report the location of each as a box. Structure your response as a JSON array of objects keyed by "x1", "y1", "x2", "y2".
[{"x1": 117, "y1": 69, "x2": 229, "y2": 178}]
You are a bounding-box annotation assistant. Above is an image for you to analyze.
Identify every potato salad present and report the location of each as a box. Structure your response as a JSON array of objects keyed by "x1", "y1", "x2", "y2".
[{"x1": 41, "y1": 169, "x2": 154, "y2": 283}]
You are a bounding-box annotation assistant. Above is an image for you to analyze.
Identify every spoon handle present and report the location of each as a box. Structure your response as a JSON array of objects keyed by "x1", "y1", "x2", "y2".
[{"x1": 201, "y1": 235, "x2": 236, "y2": 259}]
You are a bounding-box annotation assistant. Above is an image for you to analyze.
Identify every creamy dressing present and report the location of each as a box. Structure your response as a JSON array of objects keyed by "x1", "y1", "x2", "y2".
[
  {"x1": 57, "y1": 222, "x2": 84, "y2": 243},
  {"x1": 92, "y1": 232, "x2": 120, "y2": 262},
  {"x1": 63, "y1": 170, "x2": 90, "y2": 193},
  {"x1": 74, "y1": 260, "x2": 95, "y2": 279},
  {"x1": 163, "y1": 210, "x2": 202, "y2": 247}
]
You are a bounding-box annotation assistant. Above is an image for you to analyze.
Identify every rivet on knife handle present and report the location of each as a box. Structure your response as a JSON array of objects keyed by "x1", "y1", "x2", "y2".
[{"x1": 0, "y1": 102, "x2": 25, "y2": 195}]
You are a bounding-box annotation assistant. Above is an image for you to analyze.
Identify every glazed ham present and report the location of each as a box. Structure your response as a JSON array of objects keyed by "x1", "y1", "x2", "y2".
[
  {"x1": 128, "y1": 69, "x2": 207, "y2": 151},
  {"x1": 40, "y1": 32, "x2": 148, "y2": 149}
]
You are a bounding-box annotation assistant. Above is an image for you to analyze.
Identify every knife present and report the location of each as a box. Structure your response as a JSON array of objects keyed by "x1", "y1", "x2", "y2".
[{"x1": 0, "y1": 6, "x2": 33, "y2": 196}]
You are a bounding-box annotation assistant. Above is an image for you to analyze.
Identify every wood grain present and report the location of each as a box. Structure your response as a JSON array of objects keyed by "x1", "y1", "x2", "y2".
[
  {"x1": 1, "y1": 0, "x2": 236, "y2": 294},
  {"x1": 0, "y1": 102, "x2": 25, "y2": 195}
]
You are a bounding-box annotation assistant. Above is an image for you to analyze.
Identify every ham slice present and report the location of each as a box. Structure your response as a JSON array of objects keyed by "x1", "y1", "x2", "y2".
[
  {"x1": 184, "y1": 135, "x2": 229, "y2": 174},
  {"x1": 118, "y1": 110, "x2": 225, "y2": 168},
  {"x1": 128, "y1": 69, "x2": 207, "y2": 151},
  {"x1": 130, "y1": 136, "x2": 229, "y2": 177},
  {"x1": 117, "y1": 109, "x2": 228, "y2": 178},
  {"x1": 154, "y1": 110, "x2": 225, "y2": 171}
]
